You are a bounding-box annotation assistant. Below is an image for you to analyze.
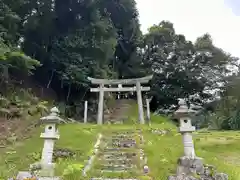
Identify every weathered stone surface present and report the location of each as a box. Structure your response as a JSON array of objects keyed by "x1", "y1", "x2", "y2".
[
  {"x1": 86, "y1": 130, "x2": 146, "y2": 178},
  {"x1": 112, "y1": 131, "x2": 136, "y2": 135},
  {"x1": 102, "y1": 152, "x2": 137, "y2": 158},
  {"x1": 101, "y1": 164, "x2": 134, "y2": 168},
  {"x1": 111, "y1": 135, "x2": 135, "y2": 139},
  {"x1": 110, "y1": 138, "x2": 135, "y2": 141},
  {"x1": 111, "y1": 140, "x2": 136, "y2": 148},
  {"x1": 168, "y1": 175, "x2": 197, "y2": 180},
  {"x1": 53, "y1": 148, "x2": 75, "y2": 159},
  {"x1": 30, "y1": 162, "x2": 42, "y2": 171},
  {"x1": 214, "y1": 173, "x2": 228, "y2": 180},
  {"x1": 151, "y1": 129, "x2": 171, "y2": 135},
  {"x1": 100, "y1": 164, "x2": 135, "y2": 172},
  {"x1": 101, "y1": 159, "x2": 133, "y2": 164},
  {"x1": 177, "y1": 156, "x2": 204, "y2": 175},
  {"x1": 38, "y1": 177, "x2": 60, "y2": 180},
  {"x1": 170, "y1": 163, "x2": 228, "y2": 180},
  {"x1": 91, "y1": 178, "x2": 138, "y2": 180},
  {"x1": 168, "y1": 172, "x2": 228, "y2": 180}
]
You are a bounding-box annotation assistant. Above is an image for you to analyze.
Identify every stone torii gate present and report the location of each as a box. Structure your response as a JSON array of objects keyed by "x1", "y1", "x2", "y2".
[{"x1": 88, "y1": 75, "x2": 153, "y2": 125}]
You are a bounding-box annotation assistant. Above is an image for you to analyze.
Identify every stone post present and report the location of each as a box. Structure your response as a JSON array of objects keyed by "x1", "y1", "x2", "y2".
[
  {"x1": 174, "y1": 99, "x2": 204, "y2": 176},
  {"x1": 39, "y1": 107, "x2": 64, "y2": 177},
  {"x1": 97, "y1": 84, "x2": 104, "y2": 125},
  {"x1": 136, "y1": 81, "x2": 144, "y2": 124},
  {"x1": 146, "y1": 98, "x2": 150, "y2": 124},
  {"x1": 118, "y1": 84, "x2": 122, "y2": 99},
  {"x1": 84, "y1": 101, "x2": 88, "y2": 123}
]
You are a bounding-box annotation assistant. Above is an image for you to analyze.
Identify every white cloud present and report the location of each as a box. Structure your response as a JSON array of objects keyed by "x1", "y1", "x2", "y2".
[{"x1": 136, "y1": 0, "x2": 240, "y2": 58}]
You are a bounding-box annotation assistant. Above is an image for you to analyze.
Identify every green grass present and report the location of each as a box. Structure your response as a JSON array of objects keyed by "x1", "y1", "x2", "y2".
[
  {"x1": 1, "y1": 107, "x2": 240, "y2": 179},
  {"x1": 142, "y1": 115, "x2": 240, "y2": 180}
]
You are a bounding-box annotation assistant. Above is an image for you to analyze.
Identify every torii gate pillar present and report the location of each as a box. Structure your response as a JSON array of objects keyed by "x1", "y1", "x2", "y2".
[
  {"x1": 136, "y1": 81, "x2": 144, "y2": 124},
  {"x1": 97, "y1": 84, "x2": 104, "y2": 125}
]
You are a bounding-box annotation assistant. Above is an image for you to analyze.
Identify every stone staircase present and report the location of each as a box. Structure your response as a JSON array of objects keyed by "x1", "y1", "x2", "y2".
[
  {"x1": 88, "y1": 129, "x2": 147, "y2": 180},
  {"x1": 104, "y1": 100, "x2": 134, "y2": 124}
]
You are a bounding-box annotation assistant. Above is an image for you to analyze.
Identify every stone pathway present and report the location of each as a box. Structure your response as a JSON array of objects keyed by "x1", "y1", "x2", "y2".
[
  {"x1": 87, "y1": 129, "x2": 148, "y2": 180},
  {"x1": 104, "y1": 100, "x2": 133, "y2": 124}
]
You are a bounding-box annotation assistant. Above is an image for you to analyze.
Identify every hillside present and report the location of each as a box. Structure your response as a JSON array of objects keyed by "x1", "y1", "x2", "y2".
[
  {"x1": 2, "y1": 1, "x2": 240, "y2": 179},
  {"x1": 0, "y1": 104, "x2": 240, "y2": 180}
]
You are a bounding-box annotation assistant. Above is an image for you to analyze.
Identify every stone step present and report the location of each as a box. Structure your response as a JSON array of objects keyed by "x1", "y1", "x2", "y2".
[
  {"x1": 107, "y1": 144, "x2": 136, "y2": 148},
  {"x1": 88, "y1": 129, "x2": 144, "y2": 178},
  {"x1": 105, "y1": 134, "x2": 135, "y2": 137},
  {"x1": 102, "y1": 155, "x2": 135, "y2": 159},
  {"x1": 100, "y1": 170, "x2": 129, "y2": 173},
  {"x1": 103, "y1": 138, "x2": 136, "y2": 141},
  {"x1": 101, "y1": 164, "x2": 135, "y2": 168},
  {"x1": 91, "y1": 178, "x2": 138, "y2": 180},
  {"x1": 106, "y1": 141, "x2": 136, "y2": 146},
  {"x1": 111, "y1": 131, "x2": 137, "y2": 134},
  {"x1": 100, "y1": 158, "x2": 133, "y2": 162},
  {"x1": 99, "y1": 158, "x2": 134, "y2": 164},
  {"x1": 99, "y1": 162, "x2": 134, "y2": 167},
  {"x1": 102, "y1": 147, "x2": 137, "y2": 150},
  {"x1": 109, "y1": 139, "x2": 136, "y2": 143},
  {"x1": 99, "y1": 167, "x2": 135, "y2": 172},
  {"x1": 101, "y1": 148, "x2": 137, "y2": 153},
  {"x1": 107, "y1": 136, "x2": 135, "y2": 140},
  {"x1": 102, "y1": 143, "x2": 133, "y2": 147},
  {"x1": 101, "y1": 152, "x2": 137, "y2": 156}
]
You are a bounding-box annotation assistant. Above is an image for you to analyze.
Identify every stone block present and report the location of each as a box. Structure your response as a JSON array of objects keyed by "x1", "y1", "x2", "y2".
[
  {"x1": 16, "y1": 171, "x2": 60, "y2": 180},
  {"x1": 167, "y1": 175, "x2": 198, "y2": 180},
  {"x1": 16, "y1": 171, "x2": 32, "y2": 180},
  {"x1": 38, "y1": 163, "x2": 55, "y2": 177},
  {"x1": 177, "y1": 156, "x2": 204, "y2": 175},
  {"x1": 214, "y1": 173, "x2": 228, "y2": 180},
  {"x1": 30, "y1": 162, "x2": 42, "y2": 171},
  {"x1": 38, "y1": 177, "x2": 60, "y2": 180}
]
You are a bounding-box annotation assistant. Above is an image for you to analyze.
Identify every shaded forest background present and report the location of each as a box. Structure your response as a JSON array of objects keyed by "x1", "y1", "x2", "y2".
[{"x1": 1, "y1": 0, "x2": 240, "y2": 130}]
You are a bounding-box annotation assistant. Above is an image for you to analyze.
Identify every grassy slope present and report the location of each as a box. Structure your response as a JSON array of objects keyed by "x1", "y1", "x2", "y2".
[
  {"x1": 0, "y1": 106, "x2": 240, "y2": 179},
  {"x1": 143, "y1": 117, "x2": 240, "y2": 179}
]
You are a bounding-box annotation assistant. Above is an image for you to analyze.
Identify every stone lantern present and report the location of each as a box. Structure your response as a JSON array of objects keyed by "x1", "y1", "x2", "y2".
[
  {"x1": 174, "y1": 99, "x2": 204, "y2": 176},
  {"x1": 16, "y1": 107, "x2": 64, "y2": 180},
  {"x1": 174, "y1": 99, "x2": 196, "y2": 157},
  {"x1": 39, "y1": 107, "x2": 65, "y2": 177}
]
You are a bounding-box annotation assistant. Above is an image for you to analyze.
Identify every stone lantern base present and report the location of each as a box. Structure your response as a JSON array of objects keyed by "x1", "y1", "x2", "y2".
[
  {"x1": 38, "y1": 162, "x2": 56, "y2": 177},
  {"x1": 176, "y1": 156, "x2": 204, "y2": 176},
  {"x1": 168, "y1": 156, "x2": 229, "y2": 180},
  {"x1": 29, "y1": 161, "x2": 55, "y2": 176}
]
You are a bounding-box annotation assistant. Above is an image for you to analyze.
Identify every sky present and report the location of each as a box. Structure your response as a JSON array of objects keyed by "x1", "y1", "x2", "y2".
[{"x1": 135, "y1": 0, "x2": 240, "y2": 58}]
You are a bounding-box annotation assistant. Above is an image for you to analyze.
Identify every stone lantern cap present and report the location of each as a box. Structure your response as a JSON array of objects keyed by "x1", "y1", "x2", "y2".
[
  {"x1": 40, "y1": 107, "x2": 65, "y2": 124},
  {"x1": 174, "y1": 99, "x2": 197, "y2": 119}
]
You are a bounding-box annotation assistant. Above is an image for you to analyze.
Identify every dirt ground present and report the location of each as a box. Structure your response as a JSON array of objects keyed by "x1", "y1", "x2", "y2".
[{"x1": 0, "y1": 117, "x2": 39, "y2": 147}]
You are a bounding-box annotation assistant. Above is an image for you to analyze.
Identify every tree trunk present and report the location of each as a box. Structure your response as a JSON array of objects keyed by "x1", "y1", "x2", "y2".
[
  {"x1": 47, "y1": 70, "x2": 54, "y2": 88},
  {"x1": 67, "y1": 84, "x2": 71, "y2": 102}
]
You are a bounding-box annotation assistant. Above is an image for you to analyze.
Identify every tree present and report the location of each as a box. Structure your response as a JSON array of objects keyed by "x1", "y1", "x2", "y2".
[
  {"x1": 0, "y1": 1, "x2": 40, "y2": 81},
  {"x1": 20, "y1": 0, "x2": 142, "y2": 103},
  {"x1": 98, "y1": 0, "x2": 142, "y2": 78},
  {"x1": 142, "y1": 21, "x2": 238, "y2": 109}
]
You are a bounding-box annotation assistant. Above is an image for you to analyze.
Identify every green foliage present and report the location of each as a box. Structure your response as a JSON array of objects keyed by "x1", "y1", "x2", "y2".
[
  {"x1": 62, "y1": 163, "x2": 84, "y2": 178},
  {"x1": 0, "y1": 1, "x2": 21, "y2": 45},
  {"x1": 1, "y1": 0, "x2": 240, "y2": 127},
  {"x1": 141, "y1": 21, "x2": 238, "y2": 109},
  {"x1": 0, "y1": 86, "x2": 49, "y2": 119},
  {"x1": 0, "y1": 39, "x2": 40, "y2": 76},
  {"x1": 0, "y1": 1, "x2": 40, "y2": 77}
]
